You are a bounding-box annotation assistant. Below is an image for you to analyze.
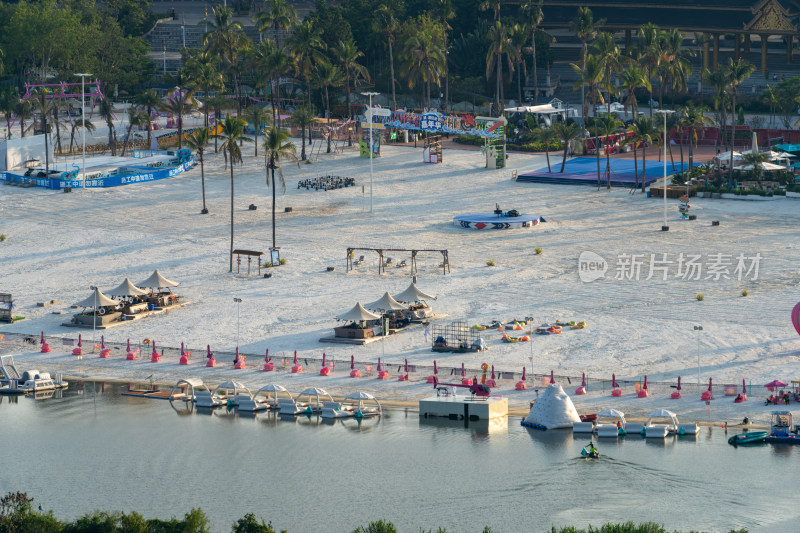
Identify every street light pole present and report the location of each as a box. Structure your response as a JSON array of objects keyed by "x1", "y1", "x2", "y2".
[
  {"x1": 694, "y1": 325, "x2": 703, "y2": 391},
  {"x1": 361, "y1": 91, "x2": 379, "y2": 214},
  {"x1": 656, "y1": 109, "x2": 674, "y2": 231},
  {"x1": 234, "y1": 297, "x2": 242, "y2": 348},
  {"x1": 75, "y1": 73, "x2": 92, "y2": 188}
]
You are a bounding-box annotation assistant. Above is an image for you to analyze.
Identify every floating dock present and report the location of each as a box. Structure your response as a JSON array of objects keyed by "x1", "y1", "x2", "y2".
[{"x1": 419, "y1": 394, "x2": 508, "y2": 421}]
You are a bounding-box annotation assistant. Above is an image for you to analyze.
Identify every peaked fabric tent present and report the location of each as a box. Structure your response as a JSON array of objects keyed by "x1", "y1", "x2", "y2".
[
  {"x1": 75, "y1": 288, "x2": 118, "y2": 308},
  {"x1": 337, "y1": 303, "x2": 381, "y2": 322},
  {"x1": 365, "y1": 292, "x2": 406, "y2": 312},
  {"x1": 106, "y1": 278, "x2": 148, "y2": 298},
  {"x1": 137, "y1": 270, "x2": 179, "y2": 290},
  {"x1": 393, "y1": 283, "x2": 436, "y2": 303}
]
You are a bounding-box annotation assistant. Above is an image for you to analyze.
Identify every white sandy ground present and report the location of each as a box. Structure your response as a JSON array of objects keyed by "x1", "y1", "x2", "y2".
[{"x1": 1, "y1": 137, "x2": 800, "y2": 427}]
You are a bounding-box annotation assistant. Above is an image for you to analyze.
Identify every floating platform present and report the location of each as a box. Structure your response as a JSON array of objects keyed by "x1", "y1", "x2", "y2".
[
  {"x1": 516, "y1": 157, "x2": 687, "y2": 187},
  {"x1": 121, "y1": 389, "x2": 183, "y2": 400},
  {"x1": 318, "y1": 335, "x2": 383, "y2": 345},
  {"x1": 61, "y1": 301, "x2": 188, "y2": 329},
  {"x1": 419, "y1": 394, "x2": 508, "y2": 420},
  {"x1": 453, "y1": 213, "x2": 545, "y2": 230}
]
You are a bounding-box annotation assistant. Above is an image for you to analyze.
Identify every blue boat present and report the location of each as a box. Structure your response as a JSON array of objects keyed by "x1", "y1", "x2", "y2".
[
  {"x1": 765, "y1": 411, "x2": 800, "y2": 444},
  {"x1": 727, "y1": 431, "x2": 768, "y2": 446}
]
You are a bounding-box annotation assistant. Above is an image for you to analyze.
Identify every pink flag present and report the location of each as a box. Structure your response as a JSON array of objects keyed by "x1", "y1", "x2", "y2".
[
  {"x1": 742, "y1": 378, "x2": 746, "y2": 395},
  {"x1": 461, "y1": 363, "x2": 465, "y2": 377},
  {"x1": 207, "y1": 345, "x2": 212, "y2": 359},
  {"x1": 708, "y1": 377, "x2": 713, "y2": 392},
  {"x1": 78, "y1": 334, "x2": 82, "y2": 347},
  {"x1": 378, "y1": 358, "x2": 382, "y2": 372},
  {"x1": 581, "y1": 372, "x2": 586, "y2": 387},
  {"x1": 322, "y1": 353, "x2": 327, "y2": 367},
  {"x1": 127, "y1": 339, "x2": 131, "y2": 352}
]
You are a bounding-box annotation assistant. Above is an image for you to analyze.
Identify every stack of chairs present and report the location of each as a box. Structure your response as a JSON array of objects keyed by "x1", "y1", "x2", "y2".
[{"x1": 297, "y1": 175, "x2": 355, "y2": 191}]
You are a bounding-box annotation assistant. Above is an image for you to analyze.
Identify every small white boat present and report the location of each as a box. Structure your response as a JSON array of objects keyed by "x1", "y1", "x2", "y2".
[
  {"x1": 280, "y1": 387, "x2": 333, "y2": 415},
  {"x1": 0, "y1": 357, "x2": 68, "y2": 393}
]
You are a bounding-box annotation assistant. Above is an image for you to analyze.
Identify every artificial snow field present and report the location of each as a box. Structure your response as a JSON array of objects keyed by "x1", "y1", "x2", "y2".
[{"x1": 2, "y1": 140, "x2": 799, "y2": 425}]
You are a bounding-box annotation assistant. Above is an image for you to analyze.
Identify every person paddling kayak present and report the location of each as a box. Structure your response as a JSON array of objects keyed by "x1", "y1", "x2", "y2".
[{"x1": 582, "y1": 442, "x2": 599, "y2": 458}]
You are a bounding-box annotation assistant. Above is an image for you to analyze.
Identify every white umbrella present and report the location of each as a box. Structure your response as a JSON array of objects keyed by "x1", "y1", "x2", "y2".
[
  {"x1": 106, "y1": 278, "x2": 148, "y2": 298},
  {"x1": 75, "y1": 288, "x2": 117, "y2": 308},
  {"x1": 736, "y1": 161, "x2": 787, "y2": 171},
  {"x1": 365, "y1": 292, "x2": 406, "y2": 312},
  {"x1": 393, "y1": 283, "x2": 437, "y2": 303},
  {"x1": 337, "y1": 302, "x2": 381, "y2": 322},
  {"x1": 137, "y1": 270, "x2": 179, "y2": 290}
]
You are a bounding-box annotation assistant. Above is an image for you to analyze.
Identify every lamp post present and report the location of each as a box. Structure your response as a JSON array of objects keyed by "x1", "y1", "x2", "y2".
[
  {"x1": 234, "y1": 297, "x2": 242, "y2": 349},
  {"x1": 694, "y1": 325, "x2": 703, "y2": 391},
  {"x1": 655, "y1": 109, "x2": 675, "y2": 231},
  {"x1": 90, "y1": 285, "x2": 98, "y2": 352},
  {"x1": 361, "y1": 91, "x2": 379, "y2": 214},
  {"x1": 75, "y1": 73, "x2": 92, "y2": 188}
]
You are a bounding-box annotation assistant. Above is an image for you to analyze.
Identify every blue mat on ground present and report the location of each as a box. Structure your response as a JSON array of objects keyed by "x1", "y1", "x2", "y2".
[{"x1": 517, "y1": 157, "x2": 688, "y2": 187}]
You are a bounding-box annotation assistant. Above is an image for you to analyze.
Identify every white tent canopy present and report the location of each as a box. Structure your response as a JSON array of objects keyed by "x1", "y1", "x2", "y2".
[
  {"x1": 75, "y1": 288, "x2": 118, "y2": 308},
  {"x1": 297, "y1": 387, "x2": 333, "y2": 408},
  {"x1": 596, "y1": 408, "x2": 627, "y2": 425},
  {"x1": 393, "y1": 283, "x2": 437, "y2": 303},
  {"x1": 106, "y1": 278, "x2": 148, "y2": 298},
  {"x1": 138, "y1": 270, "x2": 179, "y2": 289},
  {"x1": 736, "y1": 161, "x2": 787, "y2": 171},
  {"x1": 337, "y1": 302, "x2": 381, "y2": 322},
  {"x1": 523, "y1": 384, "x2": 581, "y2": 429},
  {"x1": 365, "y1": 292, "x2": 406, "y2": 312},
  {"x1": 646, "y1": 409, "x2": 679, "y2": 429}
]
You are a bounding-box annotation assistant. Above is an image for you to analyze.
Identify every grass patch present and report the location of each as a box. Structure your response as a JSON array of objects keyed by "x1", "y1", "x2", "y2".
[
  {"x1": 534, "y1": 247, "x2": 542, "y2": 255},
  {"x1": 696, "y1": 293, "x2": 704, "y2": 301},
  {"x1": 486, "y1": 259, "x2": 495, "y2": 267},
  {"x1": 741, "y1": 289, "x2": 748, "y2": 297}
]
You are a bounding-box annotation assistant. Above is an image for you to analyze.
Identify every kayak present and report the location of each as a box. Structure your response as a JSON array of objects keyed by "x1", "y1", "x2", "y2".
[{"x1": 727, "y1": 431, "x2": 768, "y2": 446}]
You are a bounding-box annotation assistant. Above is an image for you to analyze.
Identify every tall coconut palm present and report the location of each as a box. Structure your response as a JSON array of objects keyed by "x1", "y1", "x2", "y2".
[
  {"x1": 213, "y1": 115, "x2": 252, "y2": 272},
  {"x1": 32, "y1": 90, "x2": 54, "y2": 177},
  {"x1": 401, "y1": 21, "x2": 445, "y2": 109},
  {"x1": 725, "y1": 58, "x2": 755, "y2": 184},
  {"x1": 334, "y1": 39, "x2": 370, "y2": 145},
  {"x1": 262, "y1": 125, "x2": 299, "y2": 251},
  {"x1": 69, "y1": 120, "x2": 96, "y2": 153},
  {"x1": 432, "y1": 0, "x2": 455, "y2": 110},
  {"x1": 592, "y1": 32, "x2": 623, "y2": 116},
  {"x1": 245, "y1": 105, "x2": 270, "y2": 157},
  {"x1": 288, "y1": 19, "x2": 324, "y2": 108},
  {"x1": 509, "y1": 24, "x2": 529, "y2": 106},
  {"x1": 206, "y1": 94, "x2": 232, "y2": 153},
  {"x1": 291, "y1": 104, "x2": 316, "y2": 160},
  {"x1": 184, "y1": 127, "x2": 211, "y2": 214},
  {"x1": 311, "y1": 59, "x2": 344, "y2": 154},
  {"x1": 0, "y1": 88, "x2": 17, "y2": 139},
  {"x1": 570, "y1": 7, "x2": 605, "y2": 126},
  {"x1": 521, "y1": 0, "x2": 544, "y2": 103},
  {"x1": 486, "y1": 21, "x2": 514, "y2": 115},
  {"x1": 571, "y1": 54, "x2": 604, "y2": 169},
  {"x1": 99, "y1": 97, "x2": 117, "y2": 155},
  {"x1": 657, "y1": 28, "x2": 694, "y2": 108},
  {"x1": 254, "y1": 0, "x2": 296, "y2": 50},
  {"x1": 705, "y1": 66, "x2": 730, "y2": 150},
  {"x1": 538, "y1": 126, "x2": 555, "y2": 172},
  {"x1": 15, "y1": 98, "x2": 32, "y2": 138},
  {"x1": 552, "y1": 122, "x2": 582, "y2": 172},
  {"x1": 134, "y1": 89, "x2": 162, "y2": 148},
  {"x1": 253, "y1": 39, "x2": 290, "y2": 128},
  {"x1": 636, "y1": 23, "x2": 662, "y2": 117},
  {"x1": 680, "y1": 104, "x2": 714, "y2": 170},
  {"x1": 619, "y1": 66, "x2": 650, "y2": 119},
  {"x1": 591, "y1": 113, "x2": 624, "y2": 189},
  {"x1": 629, "y1": 116, "x2": 658, "y2": 192},
  {"x1": 48, "y1": 98, "x2": 68, "y2": 155},
  {"x1": 184, "y1": 50, "x2": 225, "y2": 131},
  {"x1": 479, "y1": 0, "x2": 502, "y2": 21},
  {"x1": 160, "y1": 88, "x2": 196, "y2": 150},
  {"x1": 203, "y1": 6, "x2": 245, "y2": 112},
  {"x1": 121, "y1": 106, "x2": 146, "y2": 157},
  {"x1": 763, "y1": 85, "x2": 778, "y2": 128},
  {"x1": 372, "y1": 5, "x2": 400, "y2": 110}
]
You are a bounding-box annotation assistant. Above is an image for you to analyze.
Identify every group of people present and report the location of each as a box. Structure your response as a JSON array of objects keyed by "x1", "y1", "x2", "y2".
[
  {"x1": 765, "y1": 392, "x2": 796, "y2": 405},
  {"x1": 297, "y1": 175, "x2": 355, "y2": 191}
]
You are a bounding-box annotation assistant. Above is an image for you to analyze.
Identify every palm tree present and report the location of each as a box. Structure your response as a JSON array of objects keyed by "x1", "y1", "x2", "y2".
[
  {"x1": 372, "y1": 5, "x2": 400, "y2": 110},
  {"x1": 245, "y1": 106, "x2": 270, "y2": 157},
  {"x1": 570, "y1": 7, "x2": 605, "y2": 126},
  {"x1": 262, "y1": 126, "x2": 300, "y2": 251},
  {"x1": 160, "y1": 88, "x2": 196, "y2": 149},
  {"x1": 705, "y1": 66, "x2": 730, "y2": 150},
  {"x1": 680, "y1": 105, "x2": 714, "y2": 169},
  {"x1": 592, "y1": 114, "x2": 624, "y2": 189},
  {"x1": 537, "y1": 127, "x2": 555, "y2": 172},
  {"x1": 69, "y1": 120, "x2": 96, "y2": 153},
  {"x1": 184, "y1": 50, "x2": 225, "y2": 131},
  {"x1": 206, "y1": 94, "x2": 232, "y2": 153},
  {"x1": 99, "y1": 97, "x2": 117, "y2": 155},
  {"x1": 486, "y1": 21, "x2": 514, "y2": 115},
  {"x1": 288, "y1": 19, "x2": 323, "y2": 108},
  {"x1": 479, "y1": 0, "x2": 502, "y2": 21},
  {"x1": 134, "y1": 89, "x2": 162, "y2": 148},
  {"x1": 253, "y1": 39, "x2": 290, "y2": 128},
  {"x1": 740, "y1": 151, "x2": 770, "y2": 182},
  {"x1": 0, "y1": 88, "x2": 16, "y2": 139},
  {"x1": 48, "y1": 98, "x2": 68, "y2": 155},
  {"x1": 311, "y1": 59, "x2": 344, "y2": 154},
  {"x1": 508, "y1": 24, "x2": 529, "y2": 106},
  {"x1": 636, "y1": 23, "x2": 662, "y2": 117},
  {"x1": 401, "y1": 18, "x2": 445, "y2": 108},
  {"x1": 213, "y1": 115, "x2": 252, "y2": 272},
  {"x1": 618, "y1": 67, "x2": 650, "y2": 119},
  {"x1": 120, "y1": 106, "x2": 146, "y2": 157},
  {"x1": 184, "y1": 127, "x2": 211, "y2": 214},
  {"x1": 628, "y1": 116, "x2": 658, "y2": 192},
  {"x1": 592, "y1": 32, "x2": 623, "y2": 116},
  {"x1": 432, "y1": 0, "x2": 456, "y2": 111},
  {"x1": 14, "y1": 98, "x2": 32, "y2": 139},
  {"x1": 725, "y1": 58, "x2": 755, "y2": 184},
  {"x1": 552, "y1": 122, "x2": 582, "y2": 172},
  {"x1": 334, "y1": 39, "x2": 370, "y2": 145},
  {"x1": 203, "y1": 6, "x2": 245, "y2": 112},
  {"x1": 32, "y1": 90, "x2": 54, "y2": 177},
  {"x1": 763, "y1": 85, "x2": 778, "y2": 128},
  {"x1": 521, "y1": 0, "x2": 544, "y2": 103},
  {"x1": 291, "y1": 105, "x2": 316, "y2": 160},
  {"x1": 254, "y1": 0, "x2": 296, "y2": 51},
  {"x1": 657, "y1": 29, "x2": 694, "y2": 108},
  {"x1": 571, "y1": 54, "x2": 604, "y2": 165}
]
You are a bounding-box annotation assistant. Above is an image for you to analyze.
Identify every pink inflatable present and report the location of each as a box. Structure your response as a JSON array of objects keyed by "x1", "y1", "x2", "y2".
[
  {"x1": 792, "y1": 302, "x2": 800, "y2": 336},
  {"x1": 350, "y1": 369, "x2": 362, "y2": 378},
  {"x1": 516, "y1": 367, "x2": 528, "y2": 390},
  {"x1": 40, "y1": 332, "x2": 51, "y2": 353},
  {"x1": 263, "y1": 349, "x2": 272, "y2": 371},
  {"x1": 320, "y1": 366, "x2": 331, "y2": 376}
]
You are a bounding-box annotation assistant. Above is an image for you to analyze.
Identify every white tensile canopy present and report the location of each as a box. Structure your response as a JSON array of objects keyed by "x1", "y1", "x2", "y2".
[
  {"x1": 138, "y1": 270, "x2": 179, "y2": 290},
  {"x1": 365, "y1": 292, "x2": 406, "y2": 312},
  {"x1": 524, "y1": 384, "x2": 581, "y2": 429},
  {"x1": 75, "y1": 288, "x2": 118, "y2": 308},
  {"x1": 596, "y1": 408, "x2": 627, "y2": 425},
  {"x1": 107, "y1": 278, "x2": 148, "y2": 298},
  {"x1": 337, "y1": 302, "x2": 381, "y2": 322},
  {"x1": 297, "y1": 387, "x2": 333, "y2": 408},
  {"x1": 736, "y1": 161, "x2": 787, "y2": 171},
  {"x1": 393, "y1": 283, "x2": 437, "y2": 303},
  {"x1": 646, "y1": 409, "x2": 679, "y2": 430},
  {"x1": 212, "y1": 381, "x2": 252, "y2": 398},
  {"x1": 344, "y1": 391, "x2": 381, "y2": 412},
  {"x1": 255, "y1": 384, "x2": 293, "y2": 404}
]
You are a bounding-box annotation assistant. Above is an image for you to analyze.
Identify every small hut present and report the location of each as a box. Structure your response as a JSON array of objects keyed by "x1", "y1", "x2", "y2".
[
  {"x1": 106, "y1": 278, "x2": 149, "y2": 315},
  {"x1": 393, "y1": 283, "x2": 437, "y2": 320},
  {"x1": 137, "y1": 270, "x2": 182, "y2": 308},
  {"x1": 72, "y1": 288, "x2": 120, "y2": 327},
  {"x1": 335, "y1": 302, "x2": 381, "y2": 339},
  {"x1": 365, "y1": 292, "x2": 409, "y2": 330}
]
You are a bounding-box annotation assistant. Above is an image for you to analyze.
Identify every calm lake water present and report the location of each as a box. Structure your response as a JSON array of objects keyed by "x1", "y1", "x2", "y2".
[{"x1": 2, "y1": 383, "x2": 798, "y2": 533}]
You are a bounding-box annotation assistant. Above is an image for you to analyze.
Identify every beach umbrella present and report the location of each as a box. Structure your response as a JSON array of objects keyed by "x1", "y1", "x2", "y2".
[
  {"x1": 234, "y1": 346, "x2": 239, "y2": 363},
  {"x1": 137, "y1": 270, "x2": 179, "y2": 291},
  {"x1": 461, "y1": 363, "x2": 465, "y2": 377},
  {"x1": 612, "y1": 373, "x2": 617, "y2": 388},
  {"x1": 765, "y1": 380, "x2": 788, "y2": 388},
  {"x1": 127, "y1": 339, "x2": 131, "y2": 352},
  {"x1": 40, "y1": 331, "x2": 44, "y2": 344},
  {"x1": 206, "y1": 345, "x2": 212, "y2": 359},
  {"x1": 293, "y1": 350, "x2": 298, "y2": 365},
  {"x1": 404, "y1": 359, "x2": 409, "y2": 374},
  {"x1": 265, "y1": 348, "x2": 270, "y2": 363},
  {"x1": 742, "y1": 379, "x2": 746, "y2": 395},
  {"x1": 791, "y1": 302, "x2": 800, "y2": 336},
  {"x1": 378, "y1": 358, "x2": 383, "y2": 372},
  {"x1": 581, "y1": 373, "x2": 586, "y2": 387},
  {"x1": 491, "y1": 365, "x2": 495, "y2": 380},
  {"x1": 677, "y1": 376, "x2": 682, "y2": 391},
  {"x1": 101, "y1": 335, "x2": 105, "y2": 349},
  {"x1": 707, "y1": 377, "x2": 713, "y2": 392},
  {"x1": 322, "y1": 353, "x2": 327, "y2": 367},
  {"x1": 549, "y1": 370, "x2": 554, "y2": 384},
  {"x1": 433, "y1": 360, "x2": 438, "y2": 374},
  {"x1": 78, "y1": 334, "x2": 82, "y2": 347},
  {"x1": 350, "y1": 355, "x2": 355, "y2": 370},
  {"x1": 522, "y1": 367, "x2": 527, "y2": 381},
  {"x1": 643, "y1": 375, "x2": 648, "y2": 390}
]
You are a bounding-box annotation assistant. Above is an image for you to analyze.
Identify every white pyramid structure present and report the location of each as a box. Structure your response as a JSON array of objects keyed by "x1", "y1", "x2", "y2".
[{"x1": 524, "y1": 383, "x2": 581, "y2": 429}]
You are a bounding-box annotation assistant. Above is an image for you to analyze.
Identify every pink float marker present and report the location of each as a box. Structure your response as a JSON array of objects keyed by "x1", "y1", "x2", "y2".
[
  {"x1": 611, "y1": 372, "x2": 622, "y2": 397},
  {"x1": 701, "y1": 377, "x2": 715, "y2": 401},
  {"x1": 377, "y1": 357, "x2": 388, "y2": 379},
  {"x1": 350, "y1": 354, "x2": 361, "y2": 377},
  {"x1": 234, "y1": 348, "x2": 246, "y2": 369},
  {"x1": 99, "y1": 334, "x2": 110, "y2": 358},
  {"x1": 126, "y1": 339, "x2": 136, "y2": 360},
  {"x1": 40, "y1": 331, "x2": 51, "y2": 353},
  {"x1": 398, "y1": 359, "x2": 409, "y2": 381},
  {"x1": 206, "y1": 344, "x2": 216, "y2": 367},
  {"x1": 637, "y1": 375, "x2": 649, "y2": 398},
  {"x1": 263, "y1": 348, "x2": 273, "y2": 371},
  {"x1": 427, "y1": 359, "x2": 437, "y2": 383},
  {"x1": 515, "y1": 366, "x2": 527, "y2": 390},
  {"x1": 671, "y1": 376, "x2": 682, "y2": 399},
  {"x1": 486, "y1": 364, "x2": 497, "y2": 388},
  {"x1": 291, "y1": 350, "x2": 302, "y2": 373},
  {"x1": 575, "y1": 372, "x2": 587, "y2": 395},
  {"x1": 549, "y1": 370, "x2": 555, "y2": 384}
]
